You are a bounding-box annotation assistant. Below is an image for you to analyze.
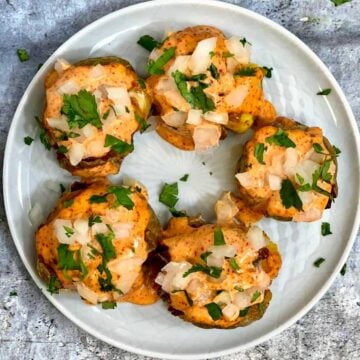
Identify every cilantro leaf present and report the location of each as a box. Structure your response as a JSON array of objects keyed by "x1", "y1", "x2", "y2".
[
  {"x1": 57, "y1": 145, "x2": 68, "y2": 154},
  {"x1": 228, "y1": 258, "x2": 240, "y2": 271},
  {"x1": 35, "y1": 116, "x2": 52, "y2": 150},
  {"x1": 262, "y1": 66, "x2": 273, "y2": 78},
  {"x1": 330, "y1": 0, "x2": 352, "y2": 6},
  {"x1": 314, "y1": 257, "x2": 325, "y2": 267},
  {"x1": 137, "y1": 34, "x2": 161, "y2": 51},
  {"x1": 96, "y1": 232, "x2": 116, "y2": 262},
  {"x1": 258, "y1": 302, "x2": 266, "y2": 315},
  {"x1": 280, "y1": 179, "x2": 303, "y2": 211},
  {"x1": 313, "y1": 143, "x2": 324, "y2": 153},
  {"x1": 234, "y1": 285, "x2": 244, "y2": 292},
  {"x1": 205, "y1": 302, "x2": 222, "y2": 320},
  {"x1": 182, "y1": 263, "x2": 222, "y2": 279},
  {"x1": 47, "y1": 275, "x2": 62, "y2": 295},
  {"x1": 89, "y1": 195, "x2": 108, "y2": 204},
  {"x1": 223, "y1": 52, "x2": 234, "y2": 58},
  {"x1": 63, "y1": 225, "x2": 74, "y2": 238},
  {"x1": 169, "y1": 208, "x2": 186, "y2": 217},
  {"x1": 147, "y1": 47, "x2": 176, "y2": 75},
  {"x1": 64, "y1": 199, "x2": 74, "y2": 208},
  {"x1": 101, "y1": 301, "x2": 117, "y2": 309},
  {"x1": 104, "y1": 134, "x2": 134, "y2": 154},
  {"x1": 200, "y1": 251, "x2": 212, "y2": 263},
  {"x1": 135, "y1": 113, "x2": 150, "y2": 133},
  {"x1": 266, "y1": 129, "x2": 296, "y2": 148},
  {"x1": 333, "y1": 145, "x2": 341, "y2": 155},
  {"x1": 159, "y1": 182, "x2": 179, "y2": 209},
  {"x1": 24, "y1": 136, "x2": 34, "y2": 145},
  {"x1": 340, "y1": 263, "x2": 347, "y2": 276},
  {"x1": 234, "y1": 67, "x2": 256, "y2": 77},
  {"x1": 17, "y1": 48, "x2": 29, "y2": 62},
  {"x1": 88, "y1": 215, "x2": 102, "y2": 227},
  {"x1": 61, "y1": 90, "x2": 102, "y2": 129},
  {"x1": 239, "y1": 307, "x2": 249, "y2": 317},
  {"x1": 180, "y1": 174, "x2": 189, "y2": 182},
  {"x1": 254, "y1": 143, "x2": 266, "y2": 164},
  {"x1": 58, "y1": 244, "x2": 81, "y2": 271},
  {"x1": 317, "y1": 88, "x2": 332, "y2": 96},
  {"x1": 108, "y1": 186, "x2": 134, "y2": 210},
  {"x1": 239, "y1": 37, "x2": 251, "y2": 46},
  {"x1": 138, "y1": 77, "x2": 146, "y2": 89},
  {"x1": 208, "y1": 63, "x2": 220, "y2": 80},
  {"x1": 321, "y1": 222, "x2": 332, "y2": 236},
  {"x1": 251, "y1": 290, "x2": 261, "y2": 302},
  {"x1": 214, "y1": 227, "x2": 225, "y2": 245}
]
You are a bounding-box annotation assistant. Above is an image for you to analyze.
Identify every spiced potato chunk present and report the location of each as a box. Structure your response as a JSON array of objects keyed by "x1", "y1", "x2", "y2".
[
  {"x1": 36, "y1": 180, "x2": 161, "y2": 307},
  {"x1": 142, "y1": 26, "x2": 275, "y2": 151},
  {"x1": 236, "y1": 117, "x2": 339, "y2": 222},
  {"x1": 43, "y1": 57, "x2": 151, "y2": 177},
  {"x1": 155, "y1": 217, "x2": 281, "y2": 328}
]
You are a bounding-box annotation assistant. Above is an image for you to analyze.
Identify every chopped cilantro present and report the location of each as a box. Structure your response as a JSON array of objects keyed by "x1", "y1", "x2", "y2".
[
  {"x1": 251, "y1": 290, "x2": 261, "y2": 302},
  {"x1": 104, "y1": 134, "x2": 134, "y2": 154},
  {"x1": 330, "y1": 0, "x2": 352, "y2": 6},
  {"x1": 9, "y1": 291, "x2": 17, "y2": 296},
  {"x1": 258, "y1": 302, "x2": 266, "y2": 315},
  {"x1": 266, "y1": 129, "x2": 296, "y2": 148},
  {"x1": 340, "y1": 263, "x2": 347, "y2": 276},
  {"x1": 183, "y1": 263, "x2": 222, "y2": 279},
  {"x1": 17, "y1": 48, "x2": 29, "y2": 62},
  {"x1": 64, "y1": 199, "x2": 74, "y2": 208},
  {"x1": 208, "y1": 63, "x2": 220, "y2": 80},
  {"x1": 147, "y1": 47, "x2": 176, "y2": 75},
  {"x1": 101, "y1": 301, "x2": 117, "y2": 309},
  {"x1": 24, "y1": 136, "x2": 34, "y2": 145},
  {"x1": 214, "y1": 227, "x2": 225, "y2": 245},
  {"x1": 296, "y1": 173, "x2": 305, "y2": 185},
  {"x1": 63, "y1": 225, "x2": 74, "y2": 238},
  {"x1": 333, "y1": 145, "x2": 341, "y2": 155},
  {"x1": 180, "y1": 174, "x2": 189, "y2": 182},
  {"x1": 314, "y1": 257, "x2": 325, "y2": 267},
  {"x1": 228, "y1": 258, "x2": 240, "y2": 271},
  {"x1": 96, "y1": 232, "x2": 116, "y2": 262},
  {"x1": 61, "y1": 90, "x2": 102, "y2": 129},
  {"x1": 35, "y1": 116, "x2": 52, "y2": 150},
  {"x1": 88, "y1": 215, "x2": 102, "y2": 227},
  {"x1": 317, "y1": 88, "x2": 332, "y2": 96},
  {"x1": 60, "y1": 183, "x2": 66, "y2": 193},
  {"x1": 135, "y1": 113, "x2": 150, "y2": 133},
  {"x1": 57, "y1": 145, "x2": 68, "y2": 154},
  {"x1": 37, "y1": 63, "x2": 43, "y2": 71},
  {"x1": 159, "y1": 182, "x2": 179, "y2": 208},
  {"x1": 137, "y1": 34, "x2": 161, "y2": 51},
  {"x1": 240, "y1": 37, "x2": 251, "y2": 46},
  {"x1": 200, "y1": 251, "x2": 212, "y2": 263},
  {"x1": 262, "y1": 66, "x2": 273, "y2": 78},
  {"x1": 223, "y1": 52, "x2": 234, "y2": 58},
  {"x1": 298, "y1": 183, "x2": 312, "y2": 192},
  {"x1": 254, "y1": 143, "x2": 266, "y2": 164},
  {"x1": 205, "y1": 302, "x2": 222, "y2": 320},
  {"x1": 89, "y1": 195, "x2": 108, "y2": 204},
  {"x1": 234, "y1": 286, "x2": 244, "y2": 292},
  {"x1": 234, "y1": 67, "x2": 256, "y2": 77},
  {"x1": 280, "y1": 179, "x2": 303, "y2": 211},
  {"x1": 169, "y1": 208, "x2": 186, "y2": 217},
  {"x1": 108, "y1": 186, "x2": 134, "y2": 210},
  {"x1": 47, "y1": 275, "x2": 62, "y2": 295},
  {"x1": 209, "y1": 51, "x2": 215, "y2": 57},
  {"x1": 321, "y1": 222, "x2": 332, "y2": 236},
  {"x1": 239, "y1": 307, "x2": 249, "y2": 317},
  {"x1": 313, "y1": 143, "x2": 324, "y2": 153},
  {"x1": 58, "y1": 244, "x2": 82, "y2": 271},
  {"x1": 102, "y1": 109, "x2": 110, "y2": 120},
  {"x1": 138, "y1": 77, "x2": 146, "y2": 89}
]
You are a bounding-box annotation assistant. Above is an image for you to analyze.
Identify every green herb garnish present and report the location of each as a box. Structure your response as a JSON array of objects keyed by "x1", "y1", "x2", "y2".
[
  {"x1": 88, "y1": 215, "x2": 102, "y2": 227},
  {"x1": 239, "y1": 37, "x2": 251, "y2": 46},
  {"x1": 214, "y1": 227, "x2": 225, "y2": 246},
  {"x1": 183, "y1": 264, "x2": 222, "y2": 279},
  {"x1": 180, "y1": 174, "x2": 189, "y2": 182},
  {"x1": 47, "y1": 275, "x2": 62, "y2": 295},
  {"x1": 228, "y1": 258, "x2": 240, "y2": 271},
  {"x1": 234, "y1": 286, "x2": 244, "y2": 292},
  {"x1": 205, "y1": 302, "x2": 222, "y2": 320},
  {"x1": 63, "y1": 225, "x2": 74, "y2": 238},
  {"x1": 9, "y1": 291, "x2": 17, "y2": 296},
  {"x1": 57, "y1": 145, "x2": 68, "y2": 154},
  {"x1": 330, "y1": 0, "x2": 352, "y2": 7},
  {"x1": 147, "y1": 47, "x2": 176, "y2": 75},
  {"x1": 137, "y1": 34, "x2": 162, "y2": 51},
  {"x1": 321, "y1": 222, "x2": 332, "y2": 236},
  {"x1": 340, "y1": 263, "x2": 347, "y2": 276},
  {"x1": 200, "y1": 251, "x2": 212, "y2": 263},
  {"x1": 96, "y1": 232, "x2": 116, "y2": 262},
  {"x1": 209, "y1": 63, "x2": 219, "y2": 80},
  {"x1": 266, "y1": 129, "x2": 296, "y2": 148},
  {"x1": 239, "y1": 307, "x2": 249, "y2": 317},
  {"x1": 317, "y1": 88, "x2": 332, "y2": 96},
  {"x1": 64, "y1": 199, "x2": 74, "y2": 208},
  {"x1": 101, "y1": 301, "x2": 117, "y2": 309},
  {"x1": 280, "y1": 179, "x2": 303, "y2": 211},
  {"x1": 251, "y1": 290, "x2": 261, "y2": 302},
  {"x1": 314, "y1": 257, "x2": 325, "y2": 267},
  {"x1": 223, "y1": 52, "x2": 234, "y2": 58},
  {"x1": 17, "y1": 48, "x2": 29, "y2": 62},
  {"x1": 24, "y1": 136, "x2": 34, "y2": 145},
  {"x1": 108, "y1": 186, "x2": 134, "y2": 210},
  {"x1": 104, "y1": 134, "x2": 134, "y2": 154},
  {"x1": 254, "y1": 143, "x2": 266, "y2": 164},
  {"x1": 89, "y1": 195, "x2": 108, "y2": 204},
  {"x1": 135, "y1": 113, "x2": 150, "y2": 133},
  {"x1": 159, "y1": 182, "x2": 179, "y2": 208},
  {"x1": 258, "y1": 302, "x2": 266, "y2": 315},
  {"x1": 60, "y1": 183, "x2": 66, "y2": 193},
  {"x1": 262, "y1": 66, "x2": 273, "y2": 78},
  {"x1": 35, "y1": 116, "x2": 52, "y2": 150},
  {"x1": 234, "y1": 67, "x2": 256, "y2": 77}
]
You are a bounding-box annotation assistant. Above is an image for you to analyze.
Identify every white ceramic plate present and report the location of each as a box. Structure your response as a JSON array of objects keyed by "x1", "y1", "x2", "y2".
[{"x1": 3, "y1": 0, "x2": 360, "y2": 359}]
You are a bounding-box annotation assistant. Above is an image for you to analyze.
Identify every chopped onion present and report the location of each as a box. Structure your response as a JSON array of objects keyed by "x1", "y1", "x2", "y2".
[
  {"x1": 81, "y1": 124, "x2": 96, "y2": 138},
  {"x1": 294, "y1": 160, "x2": 320, "y2": 185},
  {"x1": 116, "y1": 272, "x2": 139, "y2": 294},
  {"x1": 294, "y1": 208, "x2": 322, "y2": 222},
  {"x1": 108, "y1": 257, "x2": 143, "y2": 275},
  {"x1": 53, "y1": 219, "x2": 75, "y2": 245},
  {"x1": 222, "y1": 303, "x2": 240, "y2": 321},
  {"x1": 29, "y1": 202, "x2": 44, "y2": 227},
  {"x1": 57, "y1": 80, "x2": 79, "y2": 95},
  {"x1": 224, "y1": 85, "x2": 248, "y2": 108},
  {"x1": 215, "y1": 192, "x2": 238, "y2": 224},
  {"x1": 268, "y1": 174, "x2": 282, "y2": 191},
  {"x1": 269, "y1": 153, "x2": 285, "y2": 177},
  {"x1": 308, "y1": 149, "x2": 326, "y2": 164},
  {"x1": 45, "y1": 180, "x2": 61, "y2": 193},
  {"x1": 161, "y1": 111, "x2": 187, "y2": 127},
  {"x1": 112, "y1": 222, "x2": 133, "y2": 239},
  {"x1": 206, "y1": 253, "x2": 224, "y2": 268},
  {"x1": 91, "y1": 222, "x2": 108, "y2": 236},
  {"x1": 208, "y1": 244, "x2": 237, "y2": 258},
  {"x1": 226, "y1": 57, "x2": 238, "y2": 74},
  {"x1": 149, "y1": 48, "x2": 162, "y2": 61},
  {"x1": 224, "y1": 36, "x2": 251, "y2": 64},
  {"x1": 247, "y1": 226, "x2": 267, "y2": 250},
  {"x1": 186, "y1": 109, "x2": 202, "y2": 125},
  {"x1": 213, "y1": 291, "x2": 232, "y2": 305},
  {"x1": 283, "y1": 148, "x2": 299, "y2": 176},
  {"x1": 235, "y1": 172, "x2": 256, "y2": 188},
  {"x1": 233, "y1": 291, "x2": 251, "y2": 309},
  {"x1": 69, "y1": 143, "x2": 85, "y2": 166},
  {"x1": 188, "y1": 37, "x2": 217, "y2": 74},
  {"x1": 54, "y1": 58, "x2": 71, "y2": 74},
  {"x1": 256, "y1": 271, "x2": 271, "y2": 290},
  {"x1": 203, "y1": 111, "x2": 229, "y2": 125},
  {"x1": 73, "y1": 218, "x2": 90, "y2": 245},
  {"x1": 90, "y1": 64, "x2": 104, "y2": 78},
  {"x1": 47, "y1": 116, "x2": 69, "y2": 132},
  {"x1": 85, "y1": 139, "x2": 106, "y2": 157},
  {"x1": 192, "y1": 123, "x2": 221, "y2": 151},
  {"x1": 105, "y1": 87, "x2": 131, "y2": 114},
  {"x1": 167, "y1": 55, "x2": 191, "y2": 75},
  {"x1": 76, "y1": 282, "x2": 98, "y2": 304},
  {"x1": 157, "y1": 261, "x2": 193, "y2": 293},
  {"x1": 298, "y1": 190, "x2": 314, "y2": 206}
]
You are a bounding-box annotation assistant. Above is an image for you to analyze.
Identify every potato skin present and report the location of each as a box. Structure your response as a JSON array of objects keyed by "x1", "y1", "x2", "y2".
[{"x1": 43, "y1": 56, "x2": 151, "y2": 178}]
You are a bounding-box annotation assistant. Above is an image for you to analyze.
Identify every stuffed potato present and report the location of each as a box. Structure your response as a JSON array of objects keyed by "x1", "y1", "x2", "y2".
[
  {"x1": 155, "y1": 217, "x2": 281, "y2": 328},
  {"x1": 43, "y1": 56, "x2": 151, "y2": 177},
  {"x1": 235, "y1": 117, "x2": 338, "y2": 222},
  {"x1": 36, "y1": 179, "x2": 162, "y2": 306},
  {"x1": 143, "y1": 25, "x2": 275, "y2": 151}
]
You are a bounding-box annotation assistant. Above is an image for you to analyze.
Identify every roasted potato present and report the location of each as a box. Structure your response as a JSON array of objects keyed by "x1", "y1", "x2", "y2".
[
  {"x1": 36, "y1": 179, "x2": 162, "y2": 306},
  {"x1": 235, "y1": 117, "x2": 338, "y2": 222},
  {"x1": 155, "y1": 217, "x2": 281, "y2": 329},
  {"x1": 43, "y1": 56, "x2": 151, "y2": 178},
  {"x1": 143, "y1": 25, "x2": 275, "y2": 151}
]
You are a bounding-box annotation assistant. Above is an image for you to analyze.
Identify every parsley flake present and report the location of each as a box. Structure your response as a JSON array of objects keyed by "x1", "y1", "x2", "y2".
[
  {"x1": 63, "y1": 225, "x2": 74, "y2": 238},
  {"x1": 266, "y1": 129, "x2": 296, "y2": 148},
  {"x1": 209, "y1": 63, "x2": 220, "y2": 80},
  {"x1": 64, "y1": 199, "x2": 74, "y2": 208},
  {"x1": 330, "y1": 0, "x2": 352, "y2": 6},
  {"x1": 137, "y1": 34, "x2": 161, "y2": 51},
  {"x1": 104, "y1": 134, "x2": 134, "y2": 154},
  {"x1": 262, "y1": 66, "x2": 273, "y2": 78},
  {"x1": 321, "y1": 222, "x2": 332, "y2": 236},
  {"x1": 317, "y1": 88, "x2": 332, "y2": 96},
  {"x1": 240, "y1": 37, "x2": 251, "y2": 47},
  {"x1": 147, "y1": 47, "x2": 176, "y2": 75},
  {"x1": 35, "y1": 116, "x2": 52, "y2": 151},
  {"x1": 214, "y1": 227, "x2": 225, "y2": 246},
  {"x1": 108, "y1": 186, "x2": 134, "y2": 210},
  {"x1": 251, "y1": 290, "x2": 261, "y2": 303},
  {"x1": 159, "y1": 182, "x2": 179, "y2": 209},
  {"x1": 183, "y1": 263, "x2": 222, "y2": 279},
  {"x1": 47, "y1": 275, "x2": 62, "y2": 295},
  {"x1": 88, "y1": 215, "x2": 102, "y2": 227},
  {"x1": 340, "y1": 263, "x2": 347, "y2": 276},
  {"x1": 228, "y1": 258, "x2": 240, "y2": 271},
  {"x1": 96, "y1": 232, "x2": 116, "y2": 262},
  {"x1": 9, "y1": 291, "x2": 17, "y2": 296},
  {"x1": 314, "y1": 257, "x2": 325, "y2": 268},
  {"x1": 101, "y1": 301, "x2": 117, "y2": 309},
  {"x1": 24, "y1": 136, "x2": 34, "y2": 145},
  {"x1": 254, "y1": 143, "x2": 266, "y2": 164},
  {"x1": 205, "y1": 302, "x2": 222, "y2": 320},
  {"x1": 280, "y1": 179, "x2": 303, "y2": 211},
  {"x1": 135, "y1": 113, "x2": 150, "y2": 133},
  {"x1": 180, "y1": 174, "x2": 189, "y2": 182},
  {"x1": 234, "y1": 67, "x2": 256, "y2": 77},
  {"x1": 17, "y1": 48, "x2": 29, "y2": 62},
  {"x1": 239, "y1": 307, "x2": 249, "y2": 317},
  {"x1": 89, "y1": 195, "x2": 108, "y2": 204}
]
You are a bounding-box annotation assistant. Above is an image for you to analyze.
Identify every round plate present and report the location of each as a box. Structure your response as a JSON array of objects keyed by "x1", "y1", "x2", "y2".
[{"x1": 3, "y1": 0, "x2": 360, "y2": 359}]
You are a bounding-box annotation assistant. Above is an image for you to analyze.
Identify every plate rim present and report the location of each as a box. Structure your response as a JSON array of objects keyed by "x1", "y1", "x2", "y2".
[{"x1": 3, "y1": 0, "x2": 360, "y2": 359}]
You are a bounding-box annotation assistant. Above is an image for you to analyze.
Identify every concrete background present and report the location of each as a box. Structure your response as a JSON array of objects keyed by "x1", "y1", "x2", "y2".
[{"x1": 0, "y1": 0, "x2": 359, "y2": 359}]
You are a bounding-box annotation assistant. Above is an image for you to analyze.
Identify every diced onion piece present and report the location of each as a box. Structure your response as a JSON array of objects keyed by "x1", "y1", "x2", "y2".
[
  {"x1": 73, "y1": 218, "x2": 90, "y2": 245},
  {"x1": 224, "y1": 36, "x2": 251, "y2": 64},
  {"x1": 186, "y1": 109, "x2": 202, "y2": 125},
  {"x1": 53, "y1": 219, "x2": 75, "y2": 245},
  {"x1": 58, "y1": 80, "x2": 79, "y2": 95},
  {"x1": 29, "y1": 202, "x2": 44, "y2": 227},
  {"x1": 156, "y1": 77, "x2": 190, "y2": 111},
  {"x1": 108, "y1": 257, "x2": 143, "y2": 275},
  {"x1": 45, "y1": 180, "x2": 61, "y2": 193},
  {"x1": 295, "y1": 160, "x2": 320, "y2": 185},
  {"x1": 256, "y1": 271, "x2": 271, "y2": 290},
  {"x1": 213, "y1": 291, "x2": 232, "y2": 305},
  {"x1": 91, "y1": 222, "x2": 109, "y2": 236},
  {"x1": 308, "y1": 149, "x2": 326, "y2": 164},
  {"x1": 233, "y1": 291, "x2": 251, "y2": 309},
  {"x1": 81, "y1": 124, "x2": 96, "y2": 138},
  {"x1": 208, "y1": 244, "x2": 237, "y2": 258},
  {"x1": 203, "y1": 111, "x2": 229, "y2": 125},
  {"x1": 294, "y1": 208, "x2": 322, "y2": 222},
  {"x1": 156, "y1": 261, "x2": 193, "y2": 293},
  {"x1": 268, "y1": 174, "x2": 282, "y2": 191},
  {"x1": 222, "y1": 303, "x2": 240, "y2": 321},
  {"x1": 149, "y1": 48, "x2": 162, "y2": 61},
  {"x1": 188, "y1": 37, "x2": 217, "y2": 74},
  {"x1": 167, "y1": 55, "x2": 191, "y2": 75},
  {"x1": 298, "y1": 190, "x2": 314, "y2": 206},
  {"x1": 105, "y1": 87, "x2": 131, "y2": 115},
  {"x1": 112, "y1": 222, "x2": 133, "y2": 239},
  {"x1": 93, "y1": 89, "x2": 102, "y2": 101},
  {"x1": 54, "y1": 58, "x2": 71, "y2": 74},
  {"x1": 76, "y1": 282, "x2": 98, "y2": 304},
  {"x1": 86, "y1": 139, "x2": 107, "y2": 157},
  {"x1": 69, "y1": 143, "x2": 85, "y2": 166},
  {"x1": 269, "y1": 153, "x2": 284, "y2": 177},
  {"x1": 161, "y1": 111, "x2": 187, "y2": 127},
  {"x1": 283, "y1": 148, "x2": 299, "y2": 176},
  {"x1": 206, "y1": 254, "x2": 224, "y2": 268},
  {"x1": 90, "y1": 64, "x2": 104, "y2": 78},
  {"x1": 193, "y1": 123, "x2": 221, "y2": 151},
  {"x1": 236, "y1": 172, "x2": 256, "y2": 188},
  {"x1": 47, "y1": 116, "x2": 69, "y2": 132},
  {"x1": 224, "y1": 85, "x2": 248, "y2": 109},
  {"x1": 247, "y1": 226, "x2": 267, "y2": 250},
  {"x1": 226, "y1": 57, "x2": 238, "y2": 74},
  {"x1": 215, "y1": 192, "x2": 238, "y2": 224},
  {"x1": 115, "y1": 272, "x2": 138, "y2": 294}
]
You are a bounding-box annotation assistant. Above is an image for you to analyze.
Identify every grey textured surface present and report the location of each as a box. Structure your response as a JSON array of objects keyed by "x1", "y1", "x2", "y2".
[{"x1": 0, "y1": 0, "x2": 359, "y2": 359}]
